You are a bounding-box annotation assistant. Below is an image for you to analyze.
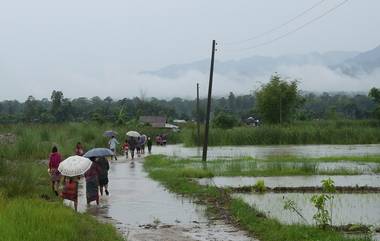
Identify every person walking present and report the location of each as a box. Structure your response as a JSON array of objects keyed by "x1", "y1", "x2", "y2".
[
  {"x1": 60, "y1": 176, "x2": 79, "y2": 211},
  {"x1": 127, "y1": 137, "x2": 137, "y2": 160},
  {"x1": 75, "y1": 142, "x2": 84, "y2": 156},
  {"x1": 123, "y1": 139, "x2": 129, "y2": 159},
  {"x1": 140, "y1": 135, "x2": 146, "y2": 155},
  {"x1": 97, "y1": 157, "x2": 110, "y2": 196},
  {"x1": 136, "y1": 136, "x2": 141, "y2": 157},
  {"x1": 48, "y1": 146, "x2": 62, "y2": 196},
  {"x1": 147, "y1": 136, "x2": 153, "y2": 154},
  {"x1": 84, "y1": 157, "x2": 100, "y2": 205},
  {"x1": 108, "y1": 136, "x2": 119, "y2": 160}
]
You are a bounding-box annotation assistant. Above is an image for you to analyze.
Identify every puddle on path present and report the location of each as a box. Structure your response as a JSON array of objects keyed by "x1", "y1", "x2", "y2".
[
  {"x1": 64, "y1": 157, "x2": 255, "y2": 241},
  {"x1": 153, "y1": 144, "x2": 380, "y2": 159},
  {"x1": 198, "y1": 175, "x2": 380, "y2": 188},
  {"x1": 233, "y1": 192, "x2": 380, "y2": 227}
]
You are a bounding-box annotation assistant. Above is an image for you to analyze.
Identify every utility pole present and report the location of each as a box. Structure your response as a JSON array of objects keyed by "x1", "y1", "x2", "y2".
[
  {"x1": 196, "y1": 83, "x2": 200, "y2": 146},
  {"x1": 202, "y1": 40, "x2": 216, "y2": 162}
]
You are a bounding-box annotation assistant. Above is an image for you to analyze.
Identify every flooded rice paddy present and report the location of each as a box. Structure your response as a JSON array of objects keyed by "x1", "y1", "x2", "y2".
[
  {"x1": 63, "y1": 144, "x2": 380, "y2": 240},
  {"x1": 198, "y1": 175, "x2": 380, "y2": 188},
  {"x1": 154, "y1": 144, "x2": 380, "y2": 159},
  {"x1": 233, "y1": 192, "x2": 380, "y2": 227},
  {"x1": 64, "y1": 158, "x2": 255, "y2": 241},
  {"x1": 182, "y1": 161, "x2": 380, "y2": 175}
]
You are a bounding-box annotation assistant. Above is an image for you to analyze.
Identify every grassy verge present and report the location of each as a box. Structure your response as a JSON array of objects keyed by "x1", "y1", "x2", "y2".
[
  {"x1": 0, "y1": 122, "x2": 181, "y2": 161},
  {"x1": 144, "y1": 155, "x2": 371, "y2": 241},
  {"x1": 0, "y1": 160, "x2": 124, "y2": 241},
  {"x1": 182, "y1": 120, "x2": 380, "y2": 146},
  {"x1": 0, "y1": 197, "x2": 123, "y2": 241}
]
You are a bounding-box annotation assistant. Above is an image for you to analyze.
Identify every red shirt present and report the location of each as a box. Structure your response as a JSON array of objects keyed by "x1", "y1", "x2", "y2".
[
  {"x1": 123, "y1": 143, "x2": 129, "y2": 150},
  {"x1": 49, "y1": 152, "x2": 62, "y2": 169}
]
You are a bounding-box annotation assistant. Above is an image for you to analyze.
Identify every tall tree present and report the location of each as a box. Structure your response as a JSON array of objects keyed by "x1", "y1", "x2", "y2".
[
  {"x1": 50, "y1": 90, "x2": 64, "y2": 121},
  {"x1": 369, "y1": 87, "x2": 380, "y2": 119},
  {"x1": 24, "y1": 95, "x2": 40, "y2": 122},
  {"x1": 255, "y1": 74, "x2": 303, "y2": 124}
]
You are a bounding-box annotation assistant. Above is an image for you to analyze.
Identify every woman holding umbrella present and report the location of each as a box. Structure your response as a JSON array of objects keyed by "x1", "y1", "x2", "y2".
[
  {"x1": 126, "y1": 131, "x2": 140, "y2": 160},
  {"x1": 83, "y1": 148, "x2": 113, "y2": 197},
  {"x1": 84, "y1": 157, "x2": 101, "y2": 205},
  {"x1": 58, "y1": 155, "x2": 93, "y2": 212}
]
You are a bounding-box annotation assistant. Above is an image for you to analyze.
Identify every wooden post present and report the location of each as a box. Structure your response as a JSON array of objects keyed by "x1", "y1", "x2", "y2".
[{"x1": 202, "y1": 40, "x2": 216, "y2": 162}]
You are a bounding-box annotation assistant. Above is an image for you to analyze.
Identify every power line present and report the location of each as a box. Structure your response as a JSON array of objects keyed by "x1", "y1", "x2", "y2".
[
  {"x1": 222, "y1": 0, "x2": 350, "y2": 52},
  {"x1": 224, "y1": 0, "x2": 327, "y2": 45}
]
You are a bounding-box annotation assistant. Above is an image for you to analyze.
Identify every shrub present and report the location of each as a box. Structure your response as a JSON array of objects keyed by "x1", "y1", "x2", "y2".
[{"x1": 213, "y1": 112, "x2": 238, "y2": 129}]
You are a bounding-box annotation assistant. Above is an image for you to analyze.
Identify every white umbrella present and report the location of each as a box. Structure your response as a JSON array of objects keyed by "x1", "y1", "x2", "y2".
[
  {"x1": 58, "y1": 155, "x2": 92, "y2": 177},
  {"x1": 126, "y1": 131, "x2": 140, "y2": 137}
]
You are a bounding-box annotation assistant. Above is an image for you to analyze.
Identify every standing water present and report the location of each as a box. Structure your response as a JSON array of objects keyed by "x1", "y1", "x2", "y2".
[
  {"x1": 65, "y1": 158, "x2": 255, "y2": 241},
  {"x1": 198, "y1": 175, "x2": 380, "y2": 188},
  {"x1": 153, "y1": 144, "x2": 380, "y2": 159},
  {"x1": 233, "y1": 192, "x2": 380, "y2": 227}
]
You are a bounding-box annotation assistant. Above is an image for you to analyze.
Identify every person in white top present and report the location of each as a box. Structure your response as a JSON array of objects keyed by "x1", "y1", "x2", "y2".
[{"x1": 108, "y1": 136, "x2": 119, "y2": 160}]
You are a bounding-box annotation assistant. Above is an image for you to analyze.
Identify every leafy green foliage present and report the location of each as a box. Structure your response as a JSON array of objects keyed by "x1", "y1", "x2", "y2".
[
  {"x1": 283, "y1": 197, "x2": 308, "y2": 224},
  {"x1": 369, "y1": 87, "x2": 380, "y2": 120},
  {"x1": 1, "y1": 88, "x2": 377, "y2": 124},
  {"x1": 311, "y1": 178, "x2": 336, "y2": 228},
  {"x1": 255, "y1": 74, "x2": 303, "y2": 124},
  {"x1": 212, "y1": 112, "x2": 238, "y2": 129},
  {"x1": 254, "y1": 179, "x2": 266, "y2": 193}
]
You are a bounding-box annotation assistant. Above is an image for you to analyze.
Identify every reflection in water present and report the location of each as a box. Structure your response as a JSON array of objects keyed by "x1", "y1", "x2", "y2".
[
  {"x1": 199, "y1": 175, "x2": 380, "y2": 188},
  {"x1": 153, "y1": 144, "x2": 380, "y2": 159},
  {"x1": 234, "y1": 193, "x2": 380, "y2": 227}
]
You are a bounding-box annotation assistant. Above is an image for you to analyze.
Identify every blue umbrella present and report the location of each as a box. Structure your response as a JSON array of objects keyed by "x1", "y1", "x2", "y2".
[
  {"x1": 103, "y1": 130, "x2": 118, "y2": 137},
  {"x1": 84, "y1": 148, "x2": 114, "y2": 158}
]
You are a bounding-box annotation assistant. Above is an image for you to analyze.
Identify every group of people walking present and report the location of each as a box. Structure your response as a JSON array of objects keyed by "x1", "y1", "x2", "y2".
[
  {"x1": 47, "y1": 133, "x2": 155, "y2": 212},
  {"x1": 48, "y1": 143, "x2": 110, "y2": 212},
  {"x1": 109, "y1": 135, "x2": 153, "y2": 161}
]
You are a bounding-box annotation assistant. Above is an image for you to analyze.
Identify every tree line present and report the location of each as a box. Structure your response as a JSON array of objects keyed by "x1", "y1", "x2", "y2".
[{"x1": 0, "y1": 76, "x2": 378, "y2": 124}]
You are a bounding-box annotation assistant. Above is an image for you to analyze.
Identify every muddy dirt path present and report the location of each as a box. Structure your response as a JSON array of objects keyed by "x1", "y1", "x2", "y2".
[{"x1": 69, "y1": 156, "x2": 256, "y2": 241}]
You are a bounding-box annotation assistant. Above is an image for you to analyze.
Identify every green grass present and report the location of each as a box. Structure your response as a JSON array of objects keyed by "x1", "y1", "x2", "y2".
[
  {"x1": 183, "y1": 120, "x2": 380, "y2": 146},
  {"x1": 144, "y1": 155, "x2": 370, "y2": 241},
  {"x1": 0, "y1": 122, "x2": 181, "y2": 161},
  {"x1": 171, "y1": 155, "x2": 380, "y2": 176},
  {"x1": 0, "y1": 160, "x2": 48, "y2": 198},
  {"x1": 0, "y1": 197, "x2": 124, "y2": 241},
  {"x1": 0, "y1": 160, "x2": 124, "y2": 241}
]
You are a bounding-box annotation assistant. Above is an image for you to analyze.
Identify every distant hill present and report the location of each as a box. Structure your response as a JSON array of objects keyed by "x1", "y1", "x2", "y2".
[
  {"x1": 142, "y1": 51, "x2": 360, "y2": 79},
  {"x1": 334, "y1": 45, "x2": 380, "y2": 76}
]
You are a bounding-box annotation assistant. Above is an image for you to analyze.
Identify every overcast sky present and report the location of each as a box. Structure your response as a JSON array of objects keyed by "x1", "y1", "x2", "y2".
[{"x1": 1, "y1": 0, "x2": 379, "y2": 101}]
